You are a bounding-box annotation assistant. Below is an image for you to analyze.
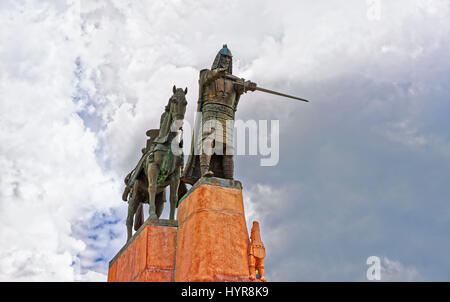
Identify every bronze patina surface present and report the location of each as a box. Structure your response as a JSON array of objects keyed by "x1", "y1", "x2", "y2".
[
  {"x1": 122, "y1": 86, "x2": 188, "y2": 243},
  {"x1": 183, "y1": 45, "x2": 309, "y2": 185},
  {"x1": 183, "y1": 45, "x2": 257, "y2": 185}
]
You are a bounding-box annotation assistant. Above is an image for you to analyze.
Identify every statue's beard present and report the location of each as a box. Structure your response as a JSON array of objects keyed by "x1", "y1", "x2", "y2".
[{"x1": 219, "y1": 61, "x2": 230, "y2": 72}]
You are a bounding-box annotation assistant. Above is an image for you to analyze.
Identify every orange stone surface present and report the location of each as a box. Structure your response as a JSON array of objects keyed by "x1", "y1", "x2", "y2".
[
  {"x1": 107, "y1": 221, "x2": 177, "y2": 282},
  {"x1": 175, "y1": 181, "x2": 251, "y2": 282},
  {"x1": 108, "y1": 178, "x2": 263, "y2": 282}
]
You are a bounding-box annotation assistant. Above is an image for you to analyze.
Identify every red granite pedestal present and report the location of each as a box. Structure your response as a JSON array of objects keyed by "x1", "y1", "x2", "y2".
[
  {"x1": 108, "y1": 177, "x2": 262, "y2": 282},
  {"x1": 107, "y1": 219, "x2": 177, "y2": 282},
  {"x1": 175, "y1": 177, "x2": 251, "y2": 281}
]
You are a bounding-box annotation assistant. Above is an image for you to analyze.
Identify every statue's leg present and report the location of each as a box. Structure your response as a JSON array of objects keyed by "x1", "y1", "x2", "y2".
[
  {"x1": 200, "y1": 153, "x2": 213, "y2": 177},
  {"x1": 200, "y1": 138, "x2": 214, "y2": 177},
  {"x1": 126, "y1": 182, "x2": 140, "y2": 242},
  {"x1": 222, "y1": 154, "x2": 234, "y2": 179},
  {"x1": 249, "y1": 255, "x2": 256, "y2": 280},
  {"x1": 168, "y1": 172, "x2": 180, "y2": 220},
  {"x1": 147, "y1": 153, "x2": 161, "y2": 220},
  {"x1": 257, "y1": 258, "x2": 266, "y2": 282}
]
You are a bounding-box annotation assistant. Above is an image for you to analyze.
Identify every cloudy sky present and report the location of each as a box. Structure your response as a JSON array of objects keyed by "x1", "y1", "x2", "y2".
[{"x1": 1, "y1": 0, "x2": 449, "y2": 281}]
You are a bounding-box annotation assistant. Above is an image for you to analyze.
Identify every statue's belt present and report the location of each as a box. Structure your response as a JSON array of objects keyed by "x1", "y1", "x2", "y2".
[
  {"x1": 202, "y1": 102, "x2": 235, "y2": 118},
  {"x1": 252, "y1": 244, "x2": 265, "y2": 248},
  {"x1": 203, "y1": 101, "x2": 235, "y2": 111}
]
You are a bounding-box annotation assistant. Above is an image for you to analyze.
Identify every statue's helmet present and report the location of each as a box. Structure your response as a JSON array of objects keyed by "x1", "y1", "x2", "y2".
[
  {"x1": 211, "y1": 44, "x2": 232, "y2": 74},
  {"x1": 250, "y1": 221, "x2": 261, "y2": 241}
]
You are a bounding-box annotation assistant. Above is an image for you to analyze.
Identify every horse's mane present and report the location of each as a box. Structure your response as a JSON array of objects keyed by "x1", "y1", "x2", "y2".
[
  {"x1": 164, "y1": 99, "x2": 170, "y2": 113},
  {"x1": 165, "y1": 90, "x2": 177, "y2": 112}
]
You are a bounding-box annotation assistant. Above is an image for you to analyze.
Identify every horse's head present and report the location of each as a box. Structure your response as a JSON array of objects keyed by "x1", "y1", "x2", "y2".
[{"x1": 168, "y1": 85, "x2": 188, "y2": 122}]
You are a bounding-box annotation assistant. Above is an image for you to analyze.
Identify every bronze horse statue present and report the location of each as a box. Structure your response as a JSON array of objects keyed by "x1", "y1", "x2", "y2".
[{"x1": 122, "y1": 86, "x2": 188, "y2": 242}]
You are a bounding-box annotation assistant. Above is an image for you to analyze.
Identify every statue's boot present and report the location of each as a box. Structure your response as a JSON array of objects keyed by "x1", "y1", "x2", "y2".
[{"x1": 259, "y1": 266, "x2": 266, "y2": 282}]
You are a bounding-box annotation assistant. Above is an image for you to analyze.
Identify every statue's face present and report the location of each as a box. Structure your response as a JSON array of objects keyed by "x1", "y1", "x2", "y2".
[{"x1": 220, "y1": 55, "x2": 231, "y2": 71}]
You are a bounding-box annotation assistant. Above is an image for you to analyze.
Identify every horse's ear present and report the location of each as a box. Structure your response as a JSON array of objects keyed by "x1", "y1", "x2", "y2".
[
  {"x1": 184, "y1": 87, "x2": 188, "y2": 95},
  {"x1": 173, "y1": 85, "x2": 177, "y2": 94}
]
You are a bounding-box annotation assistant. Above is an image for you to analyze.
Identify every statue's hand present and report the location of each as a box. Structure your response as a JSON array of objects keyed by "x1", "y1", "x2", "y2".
[
  {"x1": 206, "y1": 68, "x2": 227, "y2": 83},
  {"x1": 245, "y1": 81, "x2": 257, "y2": 92},
  {"x1": 217, "y1": 67, "x2": 228, "y2": 75}
]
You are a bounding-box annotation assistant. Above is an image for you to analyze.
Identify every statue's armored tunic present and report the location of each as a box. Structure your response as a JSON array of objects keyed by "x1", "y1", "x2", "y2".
[{"x1": 199, "y1": 68, "x2": 242, "y2": 153}]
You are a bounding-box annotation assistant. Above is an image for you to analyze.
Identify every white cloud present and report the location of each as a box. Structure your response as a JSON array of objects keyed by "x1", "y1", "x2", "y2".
[
  {"x1": 0, "y1": 1, "x2": 120, "y2": 281},
  {"x1": 76, "y1": 0, "x2": 450, "y2": 178},
  {"x1": 380, "y1": 257, "x2": 421, "y2": 282},
  {"x1": 74, "y1": 269, "x2": 107, "y2": 282},
  {"x1": 1, "y1": 0, "x2": 450, "y2": 281}
]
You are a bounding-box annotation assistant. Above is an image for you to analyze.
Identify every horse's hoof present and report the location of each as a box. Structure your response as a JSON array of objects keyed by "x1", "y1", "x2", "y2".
[{"x1": 149, "y1": 214, "x2": 158, "y2": 220}]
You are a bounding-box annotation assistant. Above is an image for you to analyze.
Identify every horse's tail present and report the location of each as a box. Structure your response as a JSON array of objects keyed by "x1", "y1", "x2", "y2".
[
  {"x1": 176, "y1": 180, "x2": 188, "y2": 208},
  {"x1": 134, "y1": 203, "x2": 144, "y2": 231}
]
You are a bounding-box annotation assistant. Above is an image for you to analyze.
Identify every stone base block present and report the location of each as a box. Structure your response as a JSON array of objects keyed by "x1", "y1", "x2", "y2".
[
  {"x1": 174, "y1": 177, "x2": 251, "y2": 282},
  {"x1": 107, "y1": 219, "x2": 177, "y2": 282}
]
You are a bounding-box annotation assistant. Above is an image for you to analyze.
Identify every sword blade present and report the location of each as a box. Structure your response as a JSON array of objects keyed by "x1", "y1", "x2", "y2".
[
  {"x1": 255, "y1": 87, "x2": 309, "y2": 103},
  {"x1": 226, "y1": 75, "x2": 310, "y2": 103}
]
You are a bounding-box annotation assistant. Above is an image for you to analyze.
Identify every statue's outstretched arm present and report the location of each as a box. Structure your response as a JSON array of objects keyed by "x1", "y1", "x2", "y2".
[{"x1": 203, "y1": 68, "x2": 227, "y2": 85}]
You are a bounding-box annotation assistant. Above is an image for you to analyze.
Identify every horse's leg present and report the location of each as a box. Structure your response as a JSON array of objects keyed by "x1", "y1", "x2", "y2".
[
  {"x1": 168, "y1": 170, "x2": 180, "y2": 220},
  {"x1": 126, "y1": 181, "x2": 140, "y2": 242},
  {"x1": 134, "y1": 203, "x2": 144, "y2": 231},
  {"x1": 155, "y1": 192, "x2": 165, "y2": 218},
  {"x1": 147, "y1": 153, "x2": 161, "y2": 220},
  {"x1": 134, "y1": 178, "x2": 148, "y2": 230}
]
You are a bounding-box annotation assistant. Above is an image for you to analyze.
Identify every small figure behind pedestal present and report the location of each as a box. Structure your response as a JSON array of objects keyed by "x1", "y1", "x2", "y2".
[{"x1": 249, "y1": 221, "x2": 266, "y2": 282}]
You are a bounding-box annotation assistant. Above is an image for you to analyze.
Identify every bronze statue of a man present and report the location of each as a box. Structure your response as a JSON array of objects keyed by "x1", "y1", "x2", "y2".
[{"x1": 183, "y1": 45, "x2": 256, "y2": 184}]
